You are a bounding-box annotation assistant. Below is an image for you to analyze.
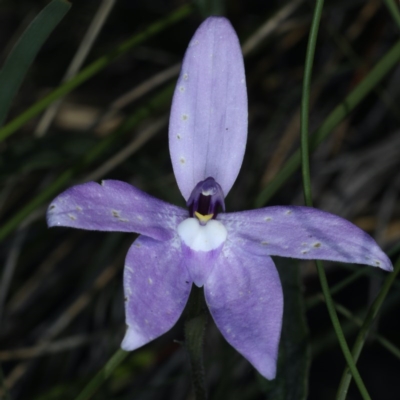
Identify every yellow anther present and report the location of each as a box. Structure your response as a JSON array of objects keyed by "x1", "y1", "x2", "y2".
[{"x1": 194, "y1": 211, "x2": 213, "y2": 223}]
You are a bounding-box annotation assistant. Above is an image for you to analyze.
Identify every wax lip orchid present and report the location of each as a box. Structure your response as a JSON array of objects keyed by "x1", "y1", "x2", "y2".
[{"x1": 47, "y1": 17, "x2": 392, "y2": 380}]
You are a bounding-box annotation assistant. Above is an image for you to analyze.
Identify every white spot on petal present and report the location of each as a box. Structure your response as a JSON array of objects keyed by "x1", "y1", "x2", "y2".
[
  {"x1": 182, "y1": 114, "x2": 188, "y2": 121},
  {"x1": 264, "y1": 217, "x2": 272, "y2": 222},
  {"x1": 180, "y1": 157, "x2": 186, "y2": 164},
  {"x1": 177, "y1": 134, "x2": 181, "y2": 139},
  {"x1": 183, "y1": 73, "x2": 189, "y2": 81},
  {"x1": 148, "y1": 278, "x2": 153, "y2": 284},
  {"x1": 68, "y1": 214, "x2": 76, "y2": 220},
  {"x1": 179, "y1": 86, "x2": 185, "y2": 92}
]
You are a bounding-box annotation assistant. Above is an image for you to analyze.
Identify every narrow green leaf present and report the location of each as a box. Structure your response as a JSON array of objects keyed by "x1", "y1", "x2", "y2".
[
  {"x1": 0, "y1": 0, "x2": 71, "y2": 127},
  {"x1": 259, "y1": 259, "x2": 309, "y2": 400}
]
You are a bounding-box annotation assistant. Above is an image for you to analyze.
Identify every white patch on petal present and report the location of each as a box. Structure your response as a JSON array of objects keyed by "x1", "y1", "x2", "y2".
[
  {"x1": 177, "y1": 218, "x2": 227, "y2": 252},
  {"x1": 121, "y1": 327, "x2": 147, "y2": 351}
]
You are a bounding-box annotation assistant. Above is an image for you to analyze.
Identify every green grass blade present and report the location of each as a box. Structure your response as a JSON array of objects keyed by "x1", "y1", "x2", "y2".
[
  {"x1": 74, "y1": 349, "x2": 128, "y2": 400},
  {"x1": 301, "y1": 1, "x2": 370, "y2": 398},
  {"x1": 0, "y1": 4, "x2": 192, "y2": 142},
  {"x1": 255, "y1": 39, "x2": 400, "y2": 208},
  {"x1": 0, "y1": 0, "x2": 71, "y2": 127},
  {"x1": 336, "y1": 256, "x2": 400, "y2": 400},
  {"x1": 332, "y1": 301, "x2": 400, "y2": 361},
  {"x1": 0, "y1": 84, "x2": 174, "y2": 242},
  {"x1": 383, "y1": 0, "x2": 400, "y2": 29}
]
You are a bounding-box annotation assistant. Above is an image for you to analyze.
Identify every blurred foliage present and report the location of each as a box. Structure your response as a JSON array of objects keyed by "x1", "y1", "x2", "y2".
[{"x1": 0, "y1": 1, "x2": 400, "y2": 400}]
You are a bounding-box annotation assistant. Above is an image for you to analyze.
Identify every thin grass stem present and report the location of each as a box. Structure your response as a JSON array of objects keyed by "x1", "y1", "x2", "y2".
[
  {"x1": 336, "y1": 256, "x2": 400, "y2": 399},
  {"x1": 74, "y1": 349, "x2": 129, "y2": 400},
  {"x1": 300, "y1": 1, "x2": 371, "y2": 399}
]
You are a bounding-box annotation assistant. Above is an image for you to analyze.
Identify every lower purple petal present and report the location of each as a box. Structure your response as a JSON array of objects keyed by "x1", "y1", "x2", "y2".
[
  {"x1": 122, "y1": 235, "x2": 191, "y2": 350},
  {"x1": 204, "y1": 245, "x2": 283, "y2": 380},
  {"x1": 219, "y1": 206, "x2": 392, "y2": 271},
  {"x1": 47, "y1": 180, "x2": 187, "y2": 241}
]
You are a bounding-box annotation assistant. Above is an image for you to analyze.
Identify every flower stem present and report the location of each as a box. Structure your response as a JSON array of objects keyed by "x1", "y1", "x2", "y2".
[
  {"x1": 184, "y1": 286, "x2": 208, "y2": 400},
  {"x1": 301, "y1": 1, "x2": 371, "y2": 399}
]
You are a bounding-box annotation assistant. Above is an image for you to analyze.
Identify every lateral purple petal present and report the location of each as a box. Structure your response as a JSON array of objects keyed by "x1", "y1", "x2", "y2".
[
  {"x1": 219, "y1": 206, "x2": 393, "y2": 271},
  {"x1": 204, "y1": 245, "x2": 283, "y2": 380},
  {"x1": 47, "y1": 180, "x2": 187, "y2": 241},
  {"x1": 122, "y1": 235, "x2": 192, "y2": 350},
  {"x1": 169, "y1": 16, "x2": 248, "y2": 200}
]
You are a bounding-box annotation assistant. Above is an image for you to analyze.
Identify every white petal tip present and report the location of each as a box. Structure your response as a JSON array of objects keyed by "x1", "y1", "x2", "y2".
[
  {"x1": 253, "y1": 356, "x2": 277, "y2": 380},
  {"x1": 121, "y1": 327, "x2": 148, "y2": 351}
]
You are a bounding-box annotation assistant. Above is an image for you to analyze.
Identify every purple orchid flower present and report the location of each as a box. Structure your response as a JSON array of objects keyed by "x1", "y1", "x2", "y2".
[{"x1": 47, "y1": 17, "x2": 392, "y2": 380}]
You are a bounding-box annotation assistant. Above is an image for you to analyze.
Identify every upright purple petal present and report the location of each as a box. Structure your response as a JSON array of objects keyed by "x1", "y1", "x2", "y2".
[
  {"x1": 219, "y1": 206, "x2": 393, "y2": 271},
  {"x1": 204, "y1": 245, "x2": 283, "y2": 380},
  {"x1": 122, "y1": 235, "x2": 192, "y2": 350},
  {"x1": 169, "y1": 17, "x2": 247, "y2": 200},
  {"x1": 47, "y1": 180, "x2": 187, "y2": 241}
]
